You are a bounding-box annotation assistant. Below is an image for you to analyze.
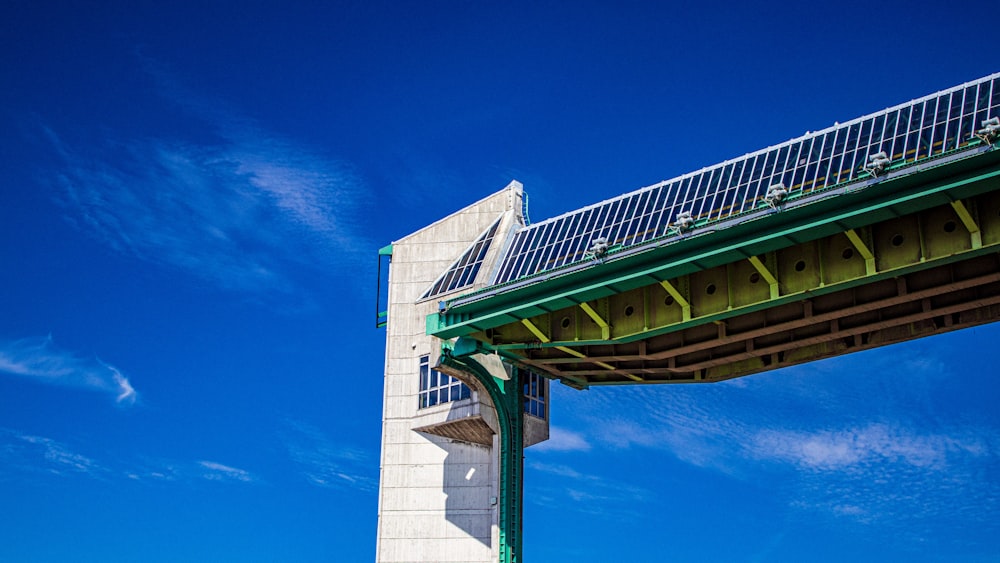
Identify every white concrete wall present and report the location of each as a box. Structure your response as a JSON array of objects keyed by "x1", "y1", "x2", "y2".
[{"x1": 376, "y1": 182, "x2": 538, "y2": 563}]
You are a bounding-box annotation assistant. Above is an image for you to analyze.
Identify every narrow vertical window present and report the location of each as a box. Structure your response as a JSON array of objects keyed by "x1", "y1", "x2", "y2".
[{"x1": 523, "y1": 370, "x2": 547, "y2": 420}]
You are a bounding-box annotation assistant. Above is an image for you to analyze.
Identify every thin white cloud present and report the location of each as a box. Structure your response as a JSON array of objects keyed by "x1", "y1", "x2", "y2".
[
  {"x1": 527, "y1": 461, "x2": 583, "y2": 479},
  {"x1": 197, "y1": 460, "x2": 256, "y2": 483},
  {"x1": 46, "y1": 125, "x2": 370, "y2": 300},
  {"x1": 541, "y1": 344, "x2": 1000, "y2": 540},
  {"x1": 531, "y1": 426, "x2": 591, "y2": 452},
  {"x1": 748, "y1": 423, "x2": 978, "y2": 471},
  {"x1": 0, "y1": 428, "x2": 265, "y2": 486},
  {"x1": 0, "y1": 336, "x2": 138, "y2": 406},
  {"x1": 280, "y1": 418, "x2": 376, "y2": 491},
  {"x1": 0, "y1": 430, "x2": 105, "y2": 478}
]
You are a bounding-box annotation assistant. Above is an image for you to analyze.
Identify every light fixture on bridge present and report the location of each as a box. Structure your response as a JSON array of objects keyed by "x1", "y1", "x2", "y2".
[
  {"x1": 586, "y1": 237, "x2": 609, "y2": 260},
  {"x1": 976, "y1": 116, "x2": 1000, "y2": 144},
  {"x1": 764, "y1": 183, "x2": 788, "y2": 208},
  {"x1": 671, "y1": 211, "x2": 695, "y2": 234},
  {"x1": 864, "y1": 151, "x2": 892, "y2": 177}
]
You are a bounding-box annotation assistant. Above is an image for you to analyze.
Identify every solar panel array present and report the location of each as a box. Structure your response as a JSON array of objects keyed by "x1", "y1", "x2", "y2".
[
  {"x1": 421, "y1": 218, "x2": 501, "y2": 300},
  {"x1": 491, "y1": 73, "x2": 1000, "y2": 285}
]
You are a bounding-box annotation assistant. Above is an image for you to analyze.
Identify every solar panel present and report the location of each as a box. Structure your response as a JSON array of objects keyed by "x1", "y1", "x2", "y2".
[
  {"x1": 491, "y1": 73, "x2": 1000, "y2": 285},
  {"x1": 421, "y1": 218, "x2": 502, "y2": 300}
]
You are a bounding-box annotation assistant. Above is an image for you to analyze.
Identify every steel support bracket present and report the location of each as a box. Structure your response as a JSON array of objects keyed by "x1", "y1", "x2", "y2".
[{"x1": 439, "y1": 351, "x2": 524, "y2": 563}]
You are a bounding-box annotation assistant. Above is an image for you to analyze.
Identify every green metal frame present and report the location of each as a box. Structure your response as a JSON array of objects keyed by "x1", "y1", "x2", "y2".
[
  {"x1": 376, "y1": 244, "x2": 393, "y2": 328},
  {"x1": 440, "y1": 341, "x2": 524, "y2": 563},
  {"x1": 429, "y1": 147, "x2": 1000, "y2": 340}
]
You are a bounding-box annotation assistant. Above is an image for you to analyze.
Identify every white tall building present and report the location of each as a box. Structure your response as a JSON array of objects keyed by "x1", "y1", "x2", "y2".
[{"x1": 376, "y1": 182, "x2": 548, "y2": 563}]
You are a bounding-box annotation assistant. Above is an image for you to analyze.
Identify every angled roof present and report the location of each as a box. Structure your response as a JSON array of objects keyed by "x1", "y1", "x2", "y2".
[{"x1": 483, "y1": 72, "x2": 1000, "y2": 292}]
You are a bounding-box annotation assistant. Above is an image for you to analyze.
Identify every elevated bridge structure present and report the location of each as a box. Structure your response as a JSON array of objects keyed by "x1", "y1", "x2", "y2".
[
  {"x1": 377, "y1": 73, "x2": 1000, "y2": 563},
  {"x1": 431, "y1": 73, "x2": 1000, "y2": 388}
]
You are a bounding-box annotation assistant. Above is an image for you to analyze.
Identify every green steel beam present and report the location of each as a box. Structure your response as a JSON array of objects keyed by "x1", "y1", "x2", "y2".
[
  {"x1": 474, "y1": 242, "x2": 1000, "y2": 351},
  {"x1": 658, "y1": 279, "x2": 691, "y2": 321},
  {"x1": 844, "y1": 228, "x2": 876, "y2": 275},
  {"x1": 439, "y1": 346, "x2": 524, "y2": 563},
  {"x1": 747, "y1": 255, "x2": 779, "y2": 299},
  {"x1": 429, "y1": 149, "x2": 1000, "y2": 340},
  {"x1": 578, "y1": 302, "x2": 610, "y2": 339},
  {"x1": 950, "y1": 199, "x2": 983, "y2": 249}
]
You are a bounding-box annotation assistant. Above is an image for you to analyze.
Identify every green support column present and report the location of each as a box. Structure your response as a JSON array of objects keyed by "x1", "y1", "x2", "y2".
[{"x1": 440, "y1": 346, "x2": 524, "y2": 563}]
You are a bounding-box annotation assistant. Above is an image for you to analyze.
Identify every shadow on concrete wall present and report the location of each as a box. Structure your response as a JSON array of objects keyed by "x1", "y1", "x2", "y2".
[
  {"x1": 413, "y1": 395, "x2": 497, "y2": 549},
  {"x1": 440, "y1": 438, "x2": 493, "y2": 547}
]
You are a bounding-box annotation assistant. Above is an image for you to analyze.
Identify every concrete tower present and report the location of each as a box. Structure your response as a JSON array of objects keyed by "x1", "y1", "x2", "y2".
[{"x1": 376, "y1": 181, "x2": 549, "y2": 563}]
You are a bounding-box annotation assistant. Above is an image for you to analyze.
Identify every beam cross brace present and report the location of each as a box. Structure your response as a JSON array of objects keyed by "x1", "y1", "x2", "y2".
[
  {"x1": 845, "y1": 229, "x2": 876, "y2": 275},
  {"x1": 579, "y1": 302, "x2": 610, "y2": 339},
  {"x1": 659, "y1": 280, "x2": 692, "y2": 321},
  {"x1": 747, "y1": 255, "x2": 780, "y2": 299},
  {"x1": 522, "y1": 319, "x2": 639, "y2": 380},
  {"x1": 950, "y1": 199, "x2": 983, "y2": 249}
]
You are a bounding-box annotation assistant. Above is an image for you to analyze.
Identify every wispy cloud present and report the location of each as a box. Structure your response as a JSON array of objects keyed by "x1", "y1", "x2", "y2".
[
  {"x1": 541, "y1": 339, "x2": 1000, "y2": 541},
  {"x1": 0, "y1": 336, "x2": 138, "y2": 405},
  {"x1": 0, "y1": 429, "x2": 106, "y2": 479},
  {"x1": 41, "y1": 68, "x2": 372, "y2": 301},
  {"x1": 748, "y1": 423, "x2": 983, "y2": 472},
  {"x1": 197, "y1": 460, "x2": 256, "y2": 483},
  {"x1": 531, "y1": 426, "x2": 591, "y2": 452},
  {"x1": 279, "y1": 418, "x2": 376, "y2": 491},
  {"x1": 527, "y1": 461, "x2": 584, "y2": 479},
  {"x1": 0, "y1": 428, "x2": 263, "y2": 487},
  {"x1": 527, "y1": 457, "x2": 651, "y2": 518}
]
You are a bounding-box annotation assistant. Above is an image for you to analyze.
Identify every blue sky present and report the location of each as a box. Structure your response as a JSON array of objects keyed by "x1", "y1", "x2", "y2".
[{"x1": 2, "y1": 1, "x2": 999, "y2": 561}]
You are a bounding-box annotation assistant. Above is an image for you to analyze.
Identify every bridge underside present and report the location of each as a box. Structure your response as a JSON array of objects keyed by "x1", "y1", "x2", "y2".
[
  {"x1": 511, "y1": 251, "x2": 1000, "y2": 385},
  {"x1": 434, "y1": 155, "x2": 1000, "y2": 388}
]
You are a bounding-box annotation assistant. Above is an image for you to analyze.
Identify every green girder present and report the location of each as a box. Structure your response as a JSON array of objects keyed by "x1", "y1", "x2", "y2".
[
  {"x1": 439, "y1": 345, "x2": 524, "y2": 563},
  {"x1": 429, "y1": 147, "x2": 1000, "y2": 342}
]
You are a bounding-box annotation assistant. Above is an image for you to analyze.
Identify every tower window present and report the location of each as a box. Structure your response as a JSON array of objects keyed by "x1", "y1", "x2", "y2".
[
  {"x1": 418, "y1": 355, "x2": 471, "y2": 409},
  {"x1": 523, "y1": 370, "x2": 546, "y2": 419}
]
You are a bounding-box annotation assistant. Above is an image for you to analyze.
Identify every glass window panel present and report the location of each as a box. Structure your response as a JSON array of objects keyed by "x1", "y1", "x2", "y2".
[
  {"x1": 759, "y1": 149, "x2": 780, "y2": 187},
  {"x1": 551, "y1": 214, "x2": 583, "y2": 268},
  {"x1": 694, "y1": 170, "x2": 713, "y2": 201},
  {"x1": 922, "y1": 99, "x2": 937, "y2": 128},
  {"x1": 735, "y1": 156, "x2": 757, "y2": 208},
  {"x1": 728, "y1": 159, "x2": 746, "y2": 189},
  {"x1": 859, "y1": 118, "x2": 874, "y2": 149},
  {"x1": 935, "y1": 94, "x2": 950, "y2": 124},
  {"x1": 636, "y1": 187, "x2": 665, "y2": 243},
  {"x1": 524, "y1": 223, "x2": 558, "y2": 276},
  {"x1": 707, "y1": 165, "x2": 733, "y2": 219},
  {"x1": 749, "y1": 152, "x2": 767, "y2": 182},
  {"x1": 789, "y1": 138, "x2": 812, "y2": 192},
  {"x1": 894, "y1": 106, "x2": 914, "y2": 160},
  {"x1": 945, "y1": 118, "x2": 960, "y2": 152},
  {"x1": 949, "y1": 90, "x2": 963, "y2": 121},
  {"x1": 827, "y1": 131, "x2": 846, "y2": 185},
  {"x1": 931, "y1": 112, "x2": 948, "y2": 155},
  {"x1": 675, "y1": 177, "x2": 694, "y2": 212},
  {"x1": 874, "y1": 113, "x2": 890, "y2": 151},
  {"x1": 626, "y1": 192, "x2": 652, "y2": 242},
  {"x1": 842, "y1": 148, "x2": 861, "y2": 182},
  {"x1": 592, "y1": 203, "x2": 611, "y2": 237},
  {"x1": 963, "y1": 85, "x2": 977, "y2": 116}
]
